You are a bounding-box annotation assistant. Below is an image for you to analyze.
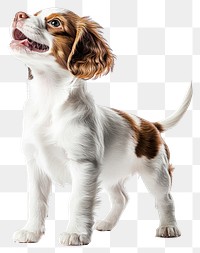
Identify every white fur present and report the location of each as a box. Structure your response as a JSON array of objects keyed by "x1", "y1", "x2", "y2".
[
  {"x1": 10, "y1": 8, "x2": 190, "y2": 245},
  {"x1": 158, "y1": 83, "x2": 193, "y2": 131}
]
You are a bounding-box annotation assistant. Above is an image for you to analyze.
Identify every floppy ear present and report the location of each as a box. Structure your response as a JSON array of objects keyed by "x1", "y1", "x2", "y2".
[{"x1": 67, "y1": 17, "x2": 115, "y2": 80}]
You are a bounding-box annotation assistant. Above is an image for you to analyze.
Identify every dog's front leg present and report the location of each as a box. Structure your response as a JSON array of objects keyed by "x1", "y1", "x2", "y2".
[
  {"x1": 59, "y1": 160, "x2": 99, "y2": 246},
  {"x1": 13, "y1": 160, "x2": 52, "y2": 243}
]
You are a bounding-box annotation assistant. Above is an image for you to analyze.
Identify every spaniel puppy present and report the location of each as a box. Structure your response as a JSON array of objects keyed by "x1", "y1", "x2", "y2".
[{"x1": 10, "y1": 8, "x2": 192, "y2": 245}]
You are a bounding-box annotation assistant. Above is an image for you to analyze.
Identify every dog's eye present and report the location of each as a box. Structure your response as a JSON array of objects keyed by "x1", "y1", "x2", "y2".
[{"x1": 49, "y1": 19, "x2": 61, "y2": 27}]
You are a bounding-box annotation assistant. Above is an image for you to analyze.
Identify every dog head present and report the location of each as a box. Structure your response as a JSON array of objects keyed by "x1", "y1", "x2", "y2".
[{"x1": 10, "y1": 8, "x2": 114, "y2": 79}]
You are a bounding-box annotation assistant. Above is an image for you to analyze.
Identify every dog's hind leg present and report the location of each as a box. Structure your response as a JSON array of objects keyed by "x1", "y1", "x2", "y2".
[
  {"x1": 95, "y1": 182, "x2": 128, "y2": 231},
  {"x1": 139, "y1": 162, "x2": 181, "y2": 238}
]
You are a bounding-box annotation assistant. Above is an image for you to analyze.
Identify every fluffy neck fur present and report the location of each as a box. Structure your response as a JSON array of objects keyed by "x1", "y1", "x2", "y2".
[
  {"x1": 26, "y1": 64, "x2": 94, "y2": 121},
  {"x1": 29, "y1": 64, "x2": 83, "y2": 100}
]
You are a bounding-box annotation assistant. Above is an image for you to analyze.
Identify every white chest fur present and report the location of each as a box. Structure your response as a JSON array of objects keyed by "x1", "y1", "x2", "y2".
[{"x1": 22, "y1": 73, "x2": 83, "y2": 185}]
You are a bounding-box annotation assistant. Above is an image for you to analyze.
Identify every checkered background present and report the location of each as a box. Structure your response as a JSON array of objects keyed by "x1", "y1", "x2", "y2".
[{"x1": 0, "y1": 0, "x2": 199, "y2": 252}]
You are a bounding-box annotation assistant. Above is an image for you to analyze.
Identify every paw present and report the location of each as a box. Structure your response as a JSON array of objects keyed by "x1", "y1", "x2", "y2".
[
  {"x1": 13, "y1": 229, "x2": 43, "y2": 243},
  {"x1": 95, "y1": 220, "x2": 114, "y2": 231},
  {"x1": 156, "y1": 225, "x2": 181, "y2": 238},
  {"x1": 59, "y1": 232, "x2": 91, "y2": 246}
]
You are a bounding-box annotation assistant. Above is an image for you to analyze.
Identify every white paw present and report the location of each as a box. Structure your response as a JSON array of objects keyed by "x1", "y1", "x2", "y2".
[
  {"x1": 59, "y1": 232, "x2": 91, "y2": 246},
  {"x1": 156, "y1": 225, "x2": 181, "y2": 238},
  {"x1": 13, "y1": 229, "x2": 43, "y2": 243},
  {"x1": 95, "y1": 220, "x2": 114, "y2": 231}
]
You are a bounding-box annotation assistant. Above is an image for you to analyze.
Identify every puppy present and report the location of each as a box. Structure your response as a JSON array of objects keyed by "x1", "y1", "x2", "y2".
[{"x1": 10, "y1": 8, "x2": 192, "y2": 245}]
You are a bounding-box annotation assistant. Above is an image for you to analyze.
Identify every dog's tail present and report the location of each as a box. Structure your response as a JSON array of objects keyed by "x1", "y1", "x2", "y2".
[{"x1": 153, "y1": 83, "x2": 193, "y2": 132}]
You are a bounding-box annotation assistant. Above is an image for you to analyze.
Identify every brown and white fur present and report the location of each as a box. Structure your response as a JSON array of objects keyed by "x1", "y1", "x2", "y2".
[{"x1": 10, "y1": 8, "x2": 192, "y2": 245}]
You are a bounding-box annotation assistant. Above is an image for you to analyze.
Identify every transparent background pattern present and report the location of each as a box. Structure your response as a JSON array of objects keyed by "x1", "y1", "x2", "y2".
[{"x1": 0, "y1": 0, "x2": 199, "y2": 252}]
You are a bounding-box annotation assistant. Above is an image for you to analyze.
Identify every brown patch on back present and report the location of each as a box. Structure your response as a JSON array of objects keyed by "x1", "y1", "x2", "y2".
[
  {"x1": 113, "y1": 109, "x2": 174, "y2": 183},
  {"x1": 135, "y1": 119, "x2": 162, "y2": 159},
  {"x1": 113, "y1": 109, "x2": 162, "y2": 160},
  {"x1": 153, "y1": 122, "x2": 164, "y2": 132},
  {"x1": 112, "y1": 108, "x2": 139, "y2": 143}
]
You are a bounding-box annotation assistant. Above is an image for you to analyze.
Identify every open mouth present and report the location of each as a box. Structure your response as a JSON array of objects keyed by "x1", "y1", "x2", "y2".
[{"x1": 12, "y1": 28, "x2": 49, "y2": 53}]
